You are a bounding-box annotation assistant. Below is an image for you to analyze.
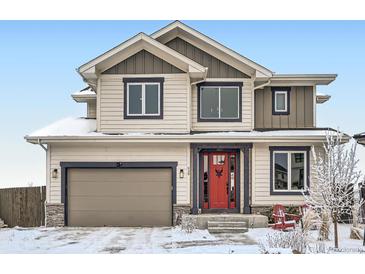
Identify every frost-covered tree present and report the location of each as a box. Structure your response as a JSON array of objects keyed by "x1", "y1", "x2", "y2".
[{"x1": 303, "y1": 130, "x2": 364, "y2": 248}]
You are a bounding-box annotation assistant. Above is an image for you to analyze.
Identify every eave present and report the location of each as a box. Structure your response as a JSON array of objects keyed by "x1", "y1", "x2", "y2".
[
  {"x1": 265, "y1": 74, "x2": 337, "y2": 86},
  {"x1": 316, "y1": 94, "x2": 331, "y2": 104},
  {"x1": 354, "y1": 133, "x2": 365, "y2": 146},
  {"x1": 25, "y1": 133, "x2": 350, "y2": 144}
]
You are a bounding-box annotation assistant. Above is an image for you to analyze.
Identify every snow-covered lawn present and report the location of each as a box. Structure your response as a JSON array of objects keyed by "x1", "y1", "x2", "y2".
[{"x1": 0, "y1": 224, "x2": 363, "y2": 254}]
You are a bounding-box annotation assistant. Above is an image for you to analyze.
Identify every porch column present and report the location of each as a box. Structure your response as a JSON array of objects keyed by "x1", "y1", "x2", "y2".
[
  {"x1": 243, "y1": 144, "x2": 253, "y2": 214},
  {"x1": 191, "y1": 145, "x2": 199, "y2": 214}
]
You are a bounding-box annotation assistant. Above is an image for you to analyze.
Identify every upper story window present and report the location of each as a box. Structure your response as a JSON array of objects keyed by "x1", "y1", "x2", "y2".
[
  {"x1": 198, "y1": 82, "x2": 242, "y2": 122},
  {"x1": 270, "y1": 146, "x2": 310, "y2": 195},
  {"x1": 272, "y1": 87, "x2": 290, "y2": 115},
  {"x1": 123, "y1": 78, "x2": 164, "y2": 119}
]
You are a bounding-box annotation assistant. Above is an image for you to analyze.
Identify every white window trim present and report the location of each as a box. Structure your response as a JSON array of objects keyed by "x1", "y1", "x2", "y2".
[
  {"x1": 272, "y1": 151, "x2": 307, "y2": 192},
  {"x1": 126, "y1": 82, "x2": 160, "y2": 116},
  {"x1": 274, "y1": 91, "x2": 288, "y2": 112},
  {"x1": 199, "y1": 86, "x2": 240, "y2": 119}
]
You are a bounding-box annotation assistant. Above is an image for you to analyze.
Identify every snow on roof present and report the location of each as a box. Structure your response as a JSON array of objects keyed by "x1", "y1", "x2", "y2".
[
  {"x1": 25, "y1": 117, "x2": 347, "y2": 142},
  {"x1": 72, "y1": 87, "x2": 96, "y2": 96},
  {"x1": 27, "y1": 117, "x2": 98, "y2": 137}
]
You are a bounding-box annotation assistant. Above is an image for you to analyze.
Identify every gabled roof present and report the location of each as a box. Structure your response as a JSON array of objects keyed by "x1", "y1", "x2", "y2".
[
  {"x1": 150, "y1": 21, "x2": 273, "y2": 78},
  {"x1": 78, "y1": 32, "x2": 207, "y2": 82}
]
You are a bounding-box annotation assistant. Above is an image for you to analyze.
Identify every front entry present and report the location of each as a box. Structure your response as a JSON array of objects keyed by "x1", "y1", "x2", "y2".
[{"x1": 201, "y1": 151, "x2": 238, "y2": 211}]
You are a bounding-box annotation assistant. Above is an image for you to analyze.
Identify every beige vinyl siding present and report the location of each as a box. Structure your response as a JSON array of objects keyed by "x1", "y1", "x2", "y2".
[
  {"x1": 191, "y1": 79, "x2": 253, "y2": 131},
  {"x1": 87, "y1": 101, "x2": 96, "y2": 118},
  {"x1": 99, "y1": 73, "x2": 190, "y2": 133},
  {"x1": 251, "y1": 143, "x2": 318, "y2": 206},
  {"x1": 48, "y1": 142, "x2": 190, "y2": 205},
  {"x1": 255, "y1": 86, "x2": 314, "y2": 129},
  {"x1": 102, "y1": 50, "x2": 184, "y2": 74},
  {"x1": 165, "y1": 37, "x2": 249, "y2": 79}
]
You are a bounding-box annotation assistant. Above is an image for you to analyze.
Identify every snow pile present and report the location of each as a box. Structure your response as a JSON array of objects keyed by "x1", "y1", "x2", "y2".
[{"x1": 28, "y1": 117, "x2": 97, "y2": 137}]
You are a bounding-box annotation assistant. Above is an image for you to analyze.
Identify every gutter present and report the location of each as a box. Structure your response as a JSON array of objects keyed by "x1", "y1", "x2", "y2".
[{"x1": 25, "y1": 134, "x2": 349, "y2": 144}]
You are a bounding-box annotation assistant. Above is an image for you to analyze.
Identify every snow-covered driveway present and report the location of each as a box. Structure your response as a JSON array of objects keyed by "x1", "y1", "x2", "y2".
[
  {"x1": 1, "y1": 224, "x2": 363, "y2": 254},
  {"x1": 0, "y1": 226, "x2": 260, "y2": 254}
]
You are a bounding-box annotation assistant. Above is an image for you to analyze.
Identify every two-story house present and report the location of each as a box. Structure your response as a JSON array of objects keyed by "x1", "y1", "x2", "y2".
[{"x1": 25, "y1": 21, "x2": 344, "y2": 227}]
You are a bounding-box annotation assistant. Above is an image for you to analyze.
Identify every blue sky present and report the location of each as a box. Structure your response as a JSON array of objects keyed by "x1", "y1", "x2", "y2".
[{"x1": 0, "y1": 20, "x2": 364, "y2": 187}]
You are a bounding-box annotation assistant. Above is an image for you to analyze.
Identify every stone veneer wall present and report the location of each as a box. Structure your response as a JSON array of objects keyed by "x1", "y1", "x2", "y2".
[
  {"x1": 173, "y1": 205, "x2": 191, "y2": 226},
  {"x1": 45, "y1": 203, "x2": 64, "y2": 227},
  {"x1": 251, "y1": 206, "x2": 273, "y2": 222}
]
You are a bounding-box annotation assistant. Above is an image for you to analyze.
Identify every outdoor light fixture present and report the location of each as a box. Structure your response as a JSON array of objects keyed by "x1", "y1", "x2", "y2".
[
  {"x1": 52, "y1": 169, "x2": 58, "y2": 179},
  {"x1": 179, "y1": 169, "x2": 184, "y2": 179}
]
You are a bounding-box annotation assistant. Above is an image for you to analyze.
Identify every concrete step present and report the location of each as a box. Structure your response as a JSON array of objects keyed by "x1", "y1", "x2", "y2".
[
  {"x1": 208, "y1": 227, "x2": 248, "y2": 234},
  {"x1": 208, "y1": 221, "x2": 247, "y2": 228},
  {"x1": 203, "y1": 216, "x2": 249, "y2": 222}
]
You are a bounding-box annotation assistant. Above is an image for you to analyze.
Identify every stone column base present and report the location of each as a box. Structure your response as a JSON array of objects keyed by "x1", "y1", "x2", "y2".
[
  {"x1": 173, "y1": 204, "x2": 191, "y2": 226},
  {"x1": 45, "y1": 203, "x2": 64, "y2": 227}
]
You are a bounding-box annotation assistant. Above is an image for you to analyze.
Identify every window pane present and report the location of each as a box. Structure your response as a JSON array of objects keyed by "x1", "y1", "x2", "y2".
[
  {"x1": 145, "y1": 84, "x2": 159, "y2": 114},
  {"x1": 229, "y1": 155, "x2": 236, "y2": 206},
  {"x1": 203, "y1": 155, "x2": 209, "y2": 205},
  {"x1": 201, "y1": 87, "x2": 219, "y2": 118},
  {"x1": 128, "y1": 85, "x2": 142, "y2": 114},
  {"x1": 274, "y1": 153, "x2": 288, "y2": 190},
  {"x1": 291, "y1": 153, "x2": 305, "y2": 190},
  {"x1": 276, "y1": 93, "x2": 286, "y2": 111},
  {"x1": 220, "y1": 87, "x2": 239, "y2": 118}
]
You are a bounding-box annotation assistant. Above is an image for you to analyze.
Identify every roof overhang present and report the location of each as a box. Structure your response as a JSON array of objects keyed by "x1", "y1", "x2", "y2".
[
  {"x1": 78, "y1": 32, "x2": 207, "y2": 84},
  {"x1": 354, "y1": 133, "x2": 365, "y2": 146},
  {"x1": 71, "y1": 88, "x2": 96, "y2": 103},
  {"x1": 25, "y1": 117, "x2": 350, "y2": 144},
  {"x1": 256, "y1": 74, "x2": 337, "y2": 86},
  {"x1": 316, "y1": 94, "x2": 331, "y2": 104},
  {"x1": 151, "y1": 21, "x2": 273, "y2": 79},
  {"x1": 25, "y1": 134, "x2": 350, "y2": 144}
]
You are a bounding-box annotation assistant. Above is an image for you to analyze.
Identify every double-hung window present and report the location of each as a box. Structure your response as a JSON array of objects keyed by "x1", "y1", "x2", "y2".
[
  {"x1": 123, "y1": 78, "x2": 164, "y2": 119},
  {"x1": 270, "y1": 147, "x2": 310, "y2": 194},
  {"x1": 272, "y1": 87, "x2": 290, "y2": 115},
  {"x1": 198, "y1": 83, "x2": 242, "y2": 122}
]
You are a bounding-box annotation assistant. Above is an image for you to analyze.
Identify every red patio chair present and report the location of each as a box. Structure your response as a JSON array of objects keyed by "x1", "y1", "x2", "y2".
[{"x1": 270, "y1": 204, "x2": 299, "y2": 230}]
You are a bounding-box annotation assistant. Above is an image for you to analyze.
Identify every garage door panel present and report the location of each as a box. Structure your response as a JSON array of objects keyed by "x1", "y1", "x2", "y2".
[
  {"x1": 69, "y1": 196, "x2": 171, "y2": 211},
  {"x1": 69, "y1": 182, "x2": 168, "y2": 196},
  {"x1": 68, "y1": 210, "x2": 171, "y2": 227},
  {"x1": 67, "y1": 167, "x2": 172, "y2": 227}
]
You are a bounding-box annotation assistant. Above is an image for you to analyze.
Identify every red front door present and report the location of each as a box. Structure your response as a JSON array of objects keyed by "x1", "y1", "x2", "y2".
[{"x1": 209, "y1": 152, "x2": 229, "y2": 209}]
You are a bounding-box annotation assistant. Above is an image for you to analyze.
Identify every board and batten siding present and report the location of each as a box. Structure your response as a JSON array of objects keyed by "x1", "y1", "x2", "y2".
[
  {"x1": 48, "y1": 143, "x2": 190, "y2": 205},
  {"x1": 251, "y1": 143, "x2": 319, "y2": 206},
  {"x1": 165, "y1": 37, "x2": 250, "y2": 79},
  {"x1": 102, "y1": 50, "x2": 184, "y2": 75},
  {"x1": 99, "y1": 73, "x2": 190, "y2": 133},
  {"x1": 191, "y1": 79, "x2": 253, "y2": 131},
  {"x1": 255, "y1": 86, "x2": 314, "y2": 129}
]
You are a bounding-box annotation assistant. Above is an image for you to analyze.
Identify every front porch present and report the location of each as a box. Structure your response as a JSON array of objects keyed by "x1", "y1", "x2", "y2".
[
  {"x1": 183, "y1": 214, "x2": 268, "y2": 231},
  {"x1": 191, "y1": 143, "x2": 253, "y2": 215}
]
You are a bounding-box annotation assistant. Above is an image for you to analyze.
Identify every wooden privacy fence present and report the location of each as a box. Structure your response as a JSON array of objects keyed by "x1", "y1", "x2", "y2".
[{"x1": 0, "y1": 186, "x2": 46, "y2": 227}]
